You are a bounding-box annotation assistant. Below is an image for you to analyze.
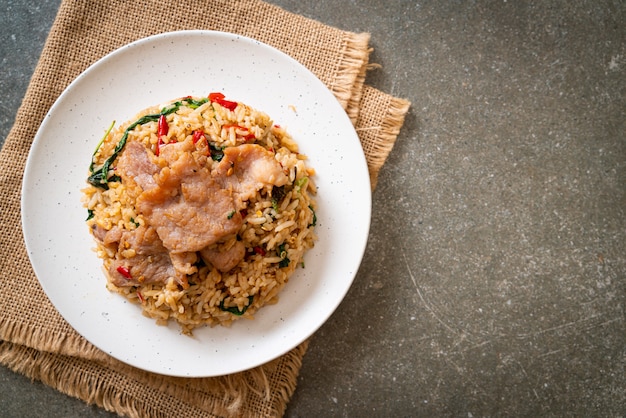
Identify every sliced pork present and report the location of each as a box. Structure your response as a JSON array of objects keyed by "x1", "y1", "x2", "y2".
[
  {"x1": 215, "y1": 144, "x2": 289, "y2": 204},
  {"x1": 200, "y1": 240, "x2": 246, "y2": 273},
  {"x1": 117, "y1": 140, "x2": 158, "y2": 191},
  {"x1": 107, "y1": 226, "x2": 185, "y2": 288},
  {"x1": 92, "y1": 224, "x2": 123, "y2": 245},
  {"x1": 135, "y1": 140, "x2": 243, "y2": 253},
  {"x1": 113, "y1": 139, "x2": 288, "y2": 284}
]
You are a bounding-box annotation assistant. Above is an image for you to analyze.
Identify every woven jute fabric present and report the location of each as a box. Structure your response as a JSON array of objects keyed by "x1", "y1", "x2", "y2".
[{"x1": 0, "y1": 0, "x2": 410, "y2": 416}]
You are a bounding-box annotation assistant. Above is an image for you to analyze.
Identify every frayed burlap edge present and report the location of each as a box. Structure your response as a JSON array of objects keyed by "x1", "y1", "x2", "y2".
[
  {"x1": 356, "y1": 85, "x2": 412, "y2": 189},
  {"x1": 332, "y1": 33, "x2": 371, "y2": 120},
  {"x1": 0, "y1": 318, "x2": 108, "y2": 363}
]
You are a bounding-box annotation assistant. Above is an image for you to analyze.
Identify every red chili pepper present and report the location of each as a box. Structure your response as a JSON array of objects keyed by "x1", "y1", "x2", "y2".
[
  {"x1": 157, "y1": 114, "x2": 168, "y2": 137},
  {"x1": 208, "y1": 92, "x2": 238, "y2": 111},
  {"x1": 253, "y1": 246, "x2": 266, "y2": 256},
  {"x1": 116, "y1": 265, "x2": 132, "y2": 279},
  {"x1": 192, "y1": 130, "x2": 204, "y2": 144},
  {"x1": 155, "y1": 114, "x2": 169, "y2": 156},
  {"x1": 155, "y1": 138, "x2": 164, "y2": 156},
  {"x1": 192, "y1": 130, "x2": 212, "y2": 157},
  {"x1": 208, "y1": 92, "x2": 225, "y2": 101}
]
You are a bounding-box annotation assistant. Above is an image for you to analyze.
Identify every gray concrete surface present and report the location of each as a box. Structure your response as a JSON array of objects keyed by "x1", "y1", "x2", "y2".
[{"x1": 1, "y1": 1, "x2": 624, "y2": 416}]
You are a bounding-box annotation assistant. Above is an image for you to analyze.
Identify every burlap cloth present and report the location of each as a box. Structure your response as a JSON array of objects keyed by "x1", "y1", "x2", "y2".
[{"x1": 0, "y1": 1, "x2": 409, "y2": 416}]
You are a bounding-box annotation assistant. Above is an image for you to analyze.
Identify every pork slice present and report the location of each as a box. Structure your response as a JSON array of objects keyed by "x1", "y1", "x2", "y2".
[
  {"x1": 214, "y1": 144, "x2": 289, "y2": 203},
  {"x1": 200, "y1": 240, "x2": 246, "y2": 273},
  {"x1": 137, "y1": 140, "x2": 243, "y2": 253},
  {"x1": 114, "y1": 141, "x2": 285, "y2": 276},
  {"x1": 107, "y1": 226, "x2": 186, "y2": 287},
  {"x1": 92, "y1": 225, "x2": 123, "y2": 245},
  {"x1": 117, "y1": 140, "x2": 159, "y2": 191},
  {"x1": 170, "y1": 252, "x2": 198, "y2": 276}
]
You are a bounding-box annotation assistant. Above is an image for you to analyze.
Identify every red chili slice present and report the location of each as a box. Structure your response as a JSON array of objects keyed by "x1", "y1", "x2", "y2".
[
  {"x1": 116, "y1": 265, "x2": 132, "y2": 279},
  {"x1": 192, "y1": 130, "x2": 204, "y2": 144},
  {"x1": 157, "y1": 114, "x2": 168, "y2": 136},
  {"x1": 208, "y1": 92, "x2": 238, "y2": 111},
  {"x1": 155, "y1": 114, "x2": 169, "y2": 156},
  {"x1": 208, "y1": 92, "x2": 225, "y2": 101}
]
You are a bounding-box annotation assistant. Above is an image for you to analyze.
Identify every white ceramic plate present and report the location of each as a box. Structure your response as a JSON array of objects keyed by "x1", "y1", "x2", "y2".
[{"x1": 21, "y1": 31, "x2": 371, "y2": 377}]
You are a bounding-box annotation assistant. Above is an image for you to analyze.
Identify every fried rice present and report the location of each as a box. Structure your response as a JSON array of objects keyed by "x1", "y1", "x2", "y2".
[{"x1": 82, "y1": 94, "x2": 317, "y2": 333}]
